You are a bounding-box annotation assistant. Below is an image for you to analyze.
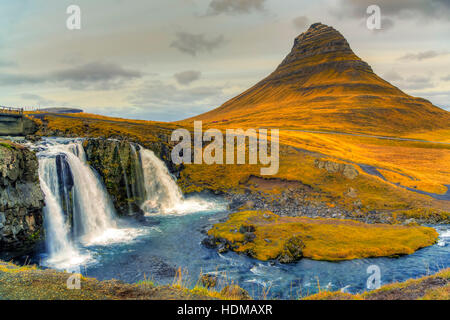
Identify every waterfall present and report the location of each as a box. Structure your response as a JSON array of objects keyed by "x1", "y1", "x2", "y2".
[
  {"x1": 139, "y1": 148, "x2": 184, "y2": 213},
  {"x1": 36, "y1": 139, "x2": 123, "y2": 268},
  {"x1": 138, "y1": 146, "x2": 215, "y2": 215},
  {"x1": 38, "y1": 157, "x2": 86, "y2": 268},
  {"x1": 61, "y1": 145, "x2": 118, "y2": 244},
  {"x1": 130, "y1": 144, "x2": 146, "y2": 204}
]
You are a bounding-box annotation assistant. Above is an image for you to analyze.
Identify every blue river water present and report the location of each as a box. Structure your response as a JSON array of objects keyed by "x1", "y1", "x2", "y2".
[{"x1": 35, "y1": 197, "x2": 450, "y2": 299}]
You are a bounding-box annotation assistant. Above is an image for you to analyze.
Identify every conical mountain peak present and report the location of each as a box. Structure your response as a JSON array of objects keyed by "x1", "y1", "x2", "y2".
[
  {"x1": 189, "y1": 24, "x2": 450, "y2": 136},
  {"x1": 267, "y1": 22, "x2": 373, "y2": 84}
]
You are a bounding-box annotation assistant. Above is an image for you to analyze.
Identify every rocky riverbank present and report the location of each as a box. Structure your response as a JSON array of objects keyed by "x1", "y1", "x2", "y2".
[
  {"x1": 0, "y1": 140, "x2": 44, "y2": 256},
  {"x1": 303, "y1": 268, "x2": 449, "y2": 300},
  {"x1": 225, "y1": 187, "x2": 448, "y2": 225}
]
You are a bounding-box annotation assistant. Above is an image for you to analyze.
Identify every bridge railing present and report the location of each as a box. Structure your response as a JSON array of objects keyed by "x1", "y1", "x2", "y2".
[{"x1": 0, "y1": 106, "x2": 24, "y2": 115}]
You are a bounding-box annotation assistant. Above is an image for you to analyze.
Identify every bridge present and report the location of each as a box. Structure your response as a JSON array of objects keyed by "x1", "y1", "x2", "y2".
[
  {"x1": 0, "y1": 106, "x2": 36, "y2": 136},
  {"x1": 0, "y1": 106, "x2": 24, "y2": 115}
]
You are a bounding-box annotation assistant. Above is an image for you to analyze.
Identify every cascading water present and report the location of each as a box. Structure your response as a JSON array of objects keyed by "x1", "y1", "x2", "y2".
[
  {"x1": 38, "y1": 157, "x2": 89, "y2": 268},
  {"x1": 65, "y1": 149, "x2": 119, "y2": 244},
  {"x1": 140, "y1": 148, "x2": 183, "y2": 213},
  {"x1": 34, "y1": 138, "x2": 145, "y2": 269},
  {"x1": 130, "y1": 144, "x2": 146, "y2": 205},
  {"x1": 26, "y1": 137, "x2": 218, "y2": 270},
  {"x1": 38, "y1": 141, "x2": 118, "y2": 244},
  {"x1": 138, "y1": 146, "x2": 215, "y2": 214}
]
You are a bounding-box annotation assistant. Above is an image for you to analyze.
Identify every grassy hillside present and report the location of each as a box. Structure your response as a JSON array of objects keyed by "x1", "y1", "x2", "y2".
[
  {"x1": 186, "y1": 23, "x2": 450, "y2": 139},
  {"x1": 29, "y1": 112, "x2": 450, "y2": 223}
]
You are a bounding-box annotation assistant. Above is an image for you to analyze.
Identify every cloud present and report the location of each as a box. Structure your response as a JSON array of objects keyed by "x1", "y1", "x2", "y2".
[
  {"x1": 128, "y1": 80, "x2": 225, "y2": 121},
  {"x1": 441, "y1": 75, "x2": 450, "y2": 81},
  {"x1": 0, "y1": 74, "x2": 41, "y2": 86},
  {"x1": 401, "y1": 75, "x2": 435, "y2": 90},
  {"x1": 380, "y1": 17, "x2": 395, "y2": 31},
  {"x1": 332, "y1": 0, "x2": 450, "y2": 21},
  {"x1": 398, "y1": 50, "x2": 449, "y2": 61},
  {"x1": 383, "y1": 72, "x2": 436, "y2": 90},
  {"x1": 207, "y1": 0, "x2": 266, "y2": 15},
  {"x1": 383, "y1": 70, "x2": 404, "y2": 81},
  {"x1": 20, "y1": 93, "x2": 58, "y2": 106},
  {"x1": 0, "y1": 62, "x2": 142, "y2": 90},
  {"x1": 174, "y1": 70, "x2": 202, "y2": 85},
  {"x1": 53, "y1": 62, "x2": 141, "y2": 83},
  {"x1": 0, "y1": 60, "x2": 17, "y2": 69},
  {"x1": 292, "y1": 16, "x2": 310, "y2": 30},
  {"x1": 170, "y1": 32, "x2": 225, "y2": 56}
]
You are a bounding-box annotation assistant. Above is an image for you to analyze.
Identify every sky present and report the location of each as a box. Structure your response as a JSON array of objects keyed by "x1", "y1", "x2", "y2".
[{"x1": 0, "y1": 0, "x2": 449, "y2": 121}]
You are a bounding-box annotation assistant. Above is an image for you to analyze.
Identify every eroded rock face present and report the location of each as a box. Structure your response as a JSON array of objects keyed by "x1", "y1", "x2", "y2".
[
  {"x1": 0, "y1": 142, "x2": 44, "y2": 253},
  {"x1": 83, "y1": 139, "x2": 146, "y2": 216}
]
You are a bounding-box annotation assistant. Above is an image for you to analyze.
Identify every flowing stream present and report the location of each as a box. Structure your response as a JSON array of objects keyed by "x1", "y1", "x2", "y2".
[{"x1": 14, "y1": 137, "x2": 450, "y2": 298}]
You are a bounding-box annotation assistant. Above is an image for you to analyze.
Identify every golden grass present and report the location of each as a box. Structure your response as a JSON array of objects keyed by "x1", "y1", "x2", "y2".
[
  {"x1": 208, "y1": 210, "x2": 439, "y2": 261},
  {"x1": 303, "y1": 268, "x2": 449, "y2": 300},
  {"x1": 33, "y1": 112, "x2": 450, "y2": 221}
]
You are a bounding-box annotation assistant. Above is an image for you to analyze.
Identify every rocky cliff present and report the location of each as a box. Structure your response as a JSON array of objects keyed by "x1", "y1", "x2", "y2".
[
  {"x1": 82, "y1": 138, "x2": 182, "y2": 216},
  {"x1": 0, "y1": 141, "x2": 44, "y2": 254}
]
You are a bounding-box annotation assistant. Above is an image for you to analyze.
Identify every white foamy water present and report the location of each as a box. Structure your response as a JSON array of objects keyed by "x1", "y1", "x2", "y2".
[
  {"x1": 437, "y1": 228, "x2": 450, "y2": 247},
  {"x1": 36, "y1": 139, "x2": 144, "y2": 269},
  {"x1": 38, "y1": 156, "x2": 92, "y2": 269},
  {"x1": 139, "y1": 147, "x2": 220, "y2": 215}
]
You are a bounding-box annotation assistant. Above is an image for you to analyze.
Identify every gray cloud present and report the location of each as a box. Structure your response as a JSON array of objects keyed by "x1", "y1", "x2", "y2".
[
  {"x1": 53, "y1": 62, "x2": 141, "y2": 83},
  {"x1": 0, "y1": 62, "x2": 142, "y2": 90},
  {"x1": 292, "y1": 16, "x2": 310, "y2": 30},
  {"x1": 208, "y1": 0, "x2": 266, "y2": 15},
  {"x1": 128, "y1": 80, "x2": 225, "y2": 121},
  {"x1": 174, "y1": 70, "x2": 202, "y2": 85},
  {"x1": 170, "y1": 32, "x2": 225, "y2": 56},
  {"x1": 398, "y1": 50, "x2": 449, "y2": 61},
  {"x1": 0, "y1": 73, "x2": 41, "y2": 86},
  {"x1": 20, "y1": 93, "x2": 58, "y2": 107},
  {"x1": 401, "y1": 75, "x2": 435, "y2": 90},
  {"x1": 380, "y1": 17, "x2": 395, "y2": 31},
  {"x1": 383, "y1": 72, "x2": 436, "y2": 91},
  {"x1": 383, "y1": 70, "x2": 404, "y2": 81},
  {"x1": 441, "y1": 75, "x2": 450, "y2": 81},
  {"x1": 0, "y1": 60, "x2": 17, "y2": 69}
]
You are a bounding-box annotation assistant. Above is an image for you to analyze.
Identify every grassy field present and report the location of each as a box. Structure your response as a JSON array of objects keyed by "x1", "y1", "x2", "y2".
[{"x1": 207, "y1": 210, "x2": 438, "y2": 262}]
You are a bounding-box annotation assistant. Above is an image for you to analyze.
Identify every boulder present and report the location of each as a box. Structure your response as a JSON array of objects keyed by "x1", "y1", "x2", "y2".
[
  {"x1": 315, "y1": 159, "x2": 359, "y2": 180},
  {"x1": 277, "y1": 236, "x2": 305, "y2": 263}
]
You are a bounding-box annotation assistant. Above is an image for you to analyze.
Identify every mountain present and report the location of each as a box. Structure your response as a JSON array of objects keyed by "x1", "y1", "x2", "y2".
[
  {"x1": 188, "y1": 23, "x2": 450, "y2": 136},
  {"x1": 41, "y1": 107, "x2": 83, "y2": 114}
]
